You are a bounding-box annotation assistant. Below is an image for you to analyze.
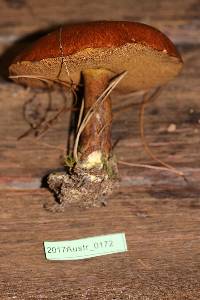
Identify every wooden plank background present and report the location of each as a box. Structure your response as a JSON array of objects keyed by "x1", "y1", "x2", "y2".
[{"x1": 0, "y1": 0, "x2": 200, "y2": 299}]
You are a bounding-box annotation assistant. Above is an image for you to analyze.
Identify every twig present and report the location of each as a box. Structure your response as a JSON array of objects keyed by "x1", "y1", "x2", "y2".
[
  {"x1": 139, "y1": 87, "x2": 184, "y2": 174},
  {"x1": 118, "y1": 160, "x2": 184, "y2": 176},
  {"x1": 118, "y1": 87, "x2": 188, "y2": 182},
  {"x1": 36, "y1": 105, "x2": 77, "y2": 139},
  {"x1": 12, "y1": 73, "x2": 79, "y2": 139}
]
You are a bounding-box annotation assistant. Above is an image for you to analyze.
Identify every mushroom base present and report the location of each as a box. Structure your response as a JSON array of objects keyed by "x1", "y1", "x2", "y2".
[{"x1": 46, "y1": 158, "x2": 118, "y2": 212}]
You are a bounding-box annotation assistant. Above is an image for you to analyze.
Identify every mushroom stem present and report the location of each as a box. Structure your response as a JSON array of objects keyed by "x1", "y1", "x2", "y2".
[{"x1": 78, "y1": 68, "x2": 113, "y2": 169}]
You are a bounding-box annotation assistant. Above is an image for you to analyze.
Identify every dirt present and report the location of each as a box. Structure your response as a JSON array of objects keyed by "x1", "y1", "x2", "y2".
[{"x1": 47, "y1": 164, "x2": 118, "y2": 212}]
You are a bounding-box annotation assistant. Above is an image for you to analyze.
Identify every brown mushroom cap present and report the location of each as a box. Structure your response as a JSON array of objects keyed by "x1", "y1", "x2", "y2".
[{"x1": 9, "y1": 21, "x2": 183, "y2": 92}]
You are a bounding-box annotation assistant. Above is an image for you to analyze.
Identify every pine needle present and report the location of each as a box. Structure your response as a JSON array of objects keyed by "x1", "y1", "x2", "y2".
[
  {"x1": 119, "y1": 87, "x2": 188, "y2": 182},
  {"x1": 73, "y1": 71, "x2": 128, "y2": 162}
]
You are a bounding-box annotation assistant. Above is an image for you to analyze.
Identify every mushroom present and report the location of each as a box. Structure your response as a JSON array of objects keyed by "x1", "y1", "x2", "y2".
[{"x1": 9, "y1": 21, "x2": 183, "y2": 209}]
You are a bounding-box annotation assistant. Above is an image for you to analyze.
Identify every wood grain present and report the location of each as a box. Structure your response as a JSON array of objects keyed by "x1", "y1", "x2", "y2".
[
  {"x1": 0, "y1": 188, "x2": 200, "y2": 299},
  {"x1": 0, "y1": 0, "x2": 200, "y2": 299},
  {"x1": 0, "y1": 0, "x2": 199, "y2": 48}
]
